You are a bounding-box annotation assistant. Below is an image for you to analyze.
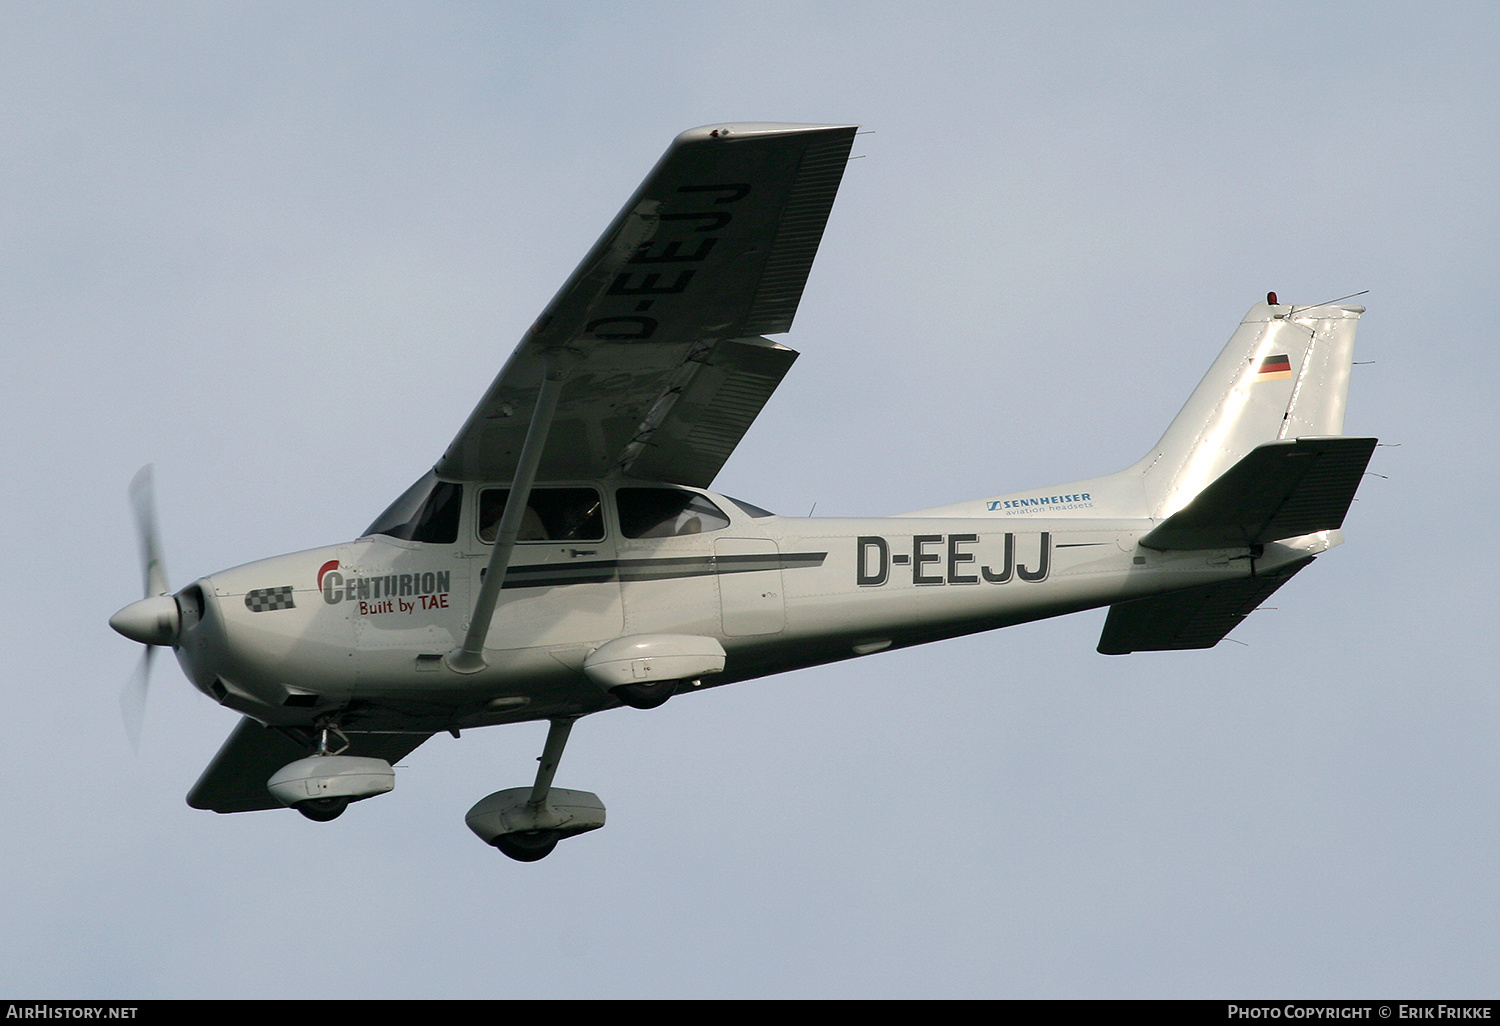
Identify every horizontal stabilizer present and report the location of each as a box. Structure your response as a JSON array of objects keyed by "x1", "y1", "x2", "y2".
[
  {"x1": 187, "y1": 717, "x2": 432, "y2": 813},
  {"x1": 1140, "y1": 436, "x2": 1377, "y2": 551},
  {"x1": 1097, "y1": 556, "x2": 1315, "y2": 654}
]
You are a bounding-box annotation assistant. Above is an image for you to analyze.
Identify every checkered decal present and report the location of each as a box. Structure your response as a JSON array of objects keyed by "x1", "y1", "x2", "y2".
[{"x1": 244, "y1": 586, "x2": 296, "y2": 612}]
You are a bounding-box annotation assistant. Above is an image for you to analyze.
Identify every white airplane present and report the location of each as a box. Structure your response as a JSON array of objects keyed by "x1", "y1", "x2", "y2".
[{"x1": 111, "y1": 123, "x2": 1376, "y2": 861}]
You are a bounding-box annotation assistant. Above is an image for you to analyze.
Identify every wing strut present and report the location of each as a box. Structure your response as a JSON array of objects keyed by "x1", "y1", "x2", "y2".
[{"x1": 446, "y1": 360, "x2": 569, "y2": 674}]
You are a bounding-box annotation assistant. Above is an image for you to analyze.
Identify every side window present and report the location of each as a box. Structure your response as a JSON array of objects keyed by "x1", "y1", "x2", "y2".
[
  {"x1": 478, "y1": 487, "x2": 604, "y2": 543},
  {"x1": 366, "y1": 472, "x2": 462, "y2": 544},
  {"x1": 617, "y1": 488, "x2": 731, "y2": 539}
]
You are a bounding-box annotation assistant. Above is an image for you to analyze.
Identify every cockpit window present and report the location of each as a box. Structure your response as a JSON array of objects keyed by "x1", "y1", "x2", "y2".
[
  {"x1": 478, "y1": 487, "x2": 604, "y2": 543},
  {"x1": 365, "y1": 471, "x2": 462, "y2": 544},
  {"x1": 617, "y1": 488, "x2": 731, "y2": 538}
]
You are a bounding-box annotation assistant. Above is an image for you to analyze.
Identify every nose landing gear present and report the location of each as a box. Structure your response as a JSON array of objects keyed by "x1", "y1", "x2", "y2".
[{"x1": 267, "y1": 722, "x2": 394, "y2": 822}]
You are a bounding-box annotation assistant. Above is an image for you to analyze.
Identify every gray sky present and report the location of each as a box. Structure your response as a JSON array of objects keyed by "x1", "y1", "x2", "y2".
[{"x1": 3, "y1": 1, "x2": 1497, "y2": 998}]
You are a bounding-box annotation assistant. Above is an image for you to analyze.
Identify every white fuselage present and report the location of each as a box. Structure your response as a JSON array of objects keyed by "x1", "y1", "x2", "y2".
[{"x1": 171, "y1": 480, "x2": 1297, "y2": 734}]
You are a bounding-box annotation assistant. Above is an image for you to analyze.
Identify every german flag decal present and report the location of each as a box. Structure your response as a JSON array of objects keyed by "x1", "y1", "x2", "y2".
[{"x1": 1256, "y1": 354, "x2": 1293, "y2": 380}]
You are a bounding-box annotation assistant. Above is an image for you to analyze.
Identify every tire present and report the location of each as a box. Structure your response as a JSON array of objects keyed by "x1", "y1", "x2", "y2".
[
  {"x1": 610, "y1": 679, "x2": 679, "y2": 710},
  {"x1": 494, "y1": 830, "x2": 559, "y2": 862},
  {"x1": 294, "y1": 796, "x2": 349, "y2": 822}
]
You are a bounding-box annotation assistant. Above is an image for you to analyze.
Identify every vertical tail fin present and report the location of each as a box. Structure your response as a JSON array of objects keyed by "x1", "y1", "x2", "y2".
[
  {"x1": 908, "y1": 298, "x2": 1366, "y2": 522},
  {"x1": 1138, "y1": 299, "x2": 1363, "y2": 519}
]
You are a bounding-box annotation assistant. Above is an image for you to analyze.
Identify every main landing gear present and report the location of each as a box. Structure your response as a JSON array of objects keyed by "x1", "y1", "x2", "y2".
[
  {"x1": 582, "y1": 634, "x2": 721, "y2": 710},
  {"x1": 465, "y1": 717, "x2": 606, "y2": 862}
]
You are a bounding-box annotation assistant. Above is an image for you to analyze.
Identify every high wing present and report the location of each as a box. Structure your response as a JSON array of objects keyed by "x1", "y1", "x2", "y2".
[{"x1": 435, "y1": 123, "x2": 858, "y2": 488}]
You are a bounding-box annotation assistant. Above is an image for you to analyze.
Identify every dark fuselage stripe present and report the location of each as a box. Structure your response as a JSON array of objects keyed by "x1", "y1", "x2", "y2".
[{"x1": 483, "y1": 551, "x2": 828, "y2": 590}]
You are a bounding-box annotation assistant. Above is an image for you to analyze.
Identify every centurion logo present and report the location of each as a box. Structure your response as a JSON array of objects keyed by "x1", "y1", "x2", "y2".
[{"x1": 317, "y1": 560, "x2": 451, "y2": 615}]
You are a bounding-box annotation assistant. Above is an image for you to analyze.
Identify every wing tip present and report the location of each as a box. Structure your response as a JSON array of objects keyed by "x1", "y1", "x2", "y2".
[{"x1": 675, "y1": 122, "x2": 858, "y2": 145}]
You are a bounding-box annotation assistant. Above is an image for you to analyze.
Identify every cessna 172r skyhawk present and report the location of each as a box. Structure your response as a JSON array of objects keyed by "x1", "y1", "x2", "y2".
[{"x1": 110, "y1": 123, "x2": 1376, "y2": 860}]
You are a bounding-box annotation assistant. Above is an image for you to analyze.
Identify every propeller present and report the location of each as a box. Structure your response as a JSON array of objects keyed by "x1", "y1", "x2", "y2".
[
  {"x1": 110, "y1": 466, "x2": 179, "y2": 751},
  {"x1": 130, "y1": 464, "x2": 169, "y2": 599},
  {"x1": 120, "y1": 645, "x2": 154, "y2": 753}
]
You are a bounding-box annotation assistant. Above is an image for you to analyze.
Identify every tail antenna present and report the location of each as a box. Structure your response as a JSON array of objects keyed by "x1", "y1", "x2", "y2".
[{"x1": 1289, "y1": 289, "x2": 1370, "y2": 318}]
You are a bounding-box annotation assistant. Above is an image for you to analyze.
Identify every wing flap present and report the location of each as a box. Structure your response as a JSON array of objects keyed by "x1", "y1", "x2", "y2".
[
  {"x1": 1097, "y1": 556, "x2": 1315, "y2": 655},
  {"x1": 621, "y1": 336, "x2": 798, "y2": 487},
  {"x1": 436, "y1": 123, "x2": 857, "y2": 486},
  {"x1": 187, "y1": 717, "x2": 433, "y2": 814},
  {"x1": 1140, "y1": 436, "x2": 1377, "y2": 550}
]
